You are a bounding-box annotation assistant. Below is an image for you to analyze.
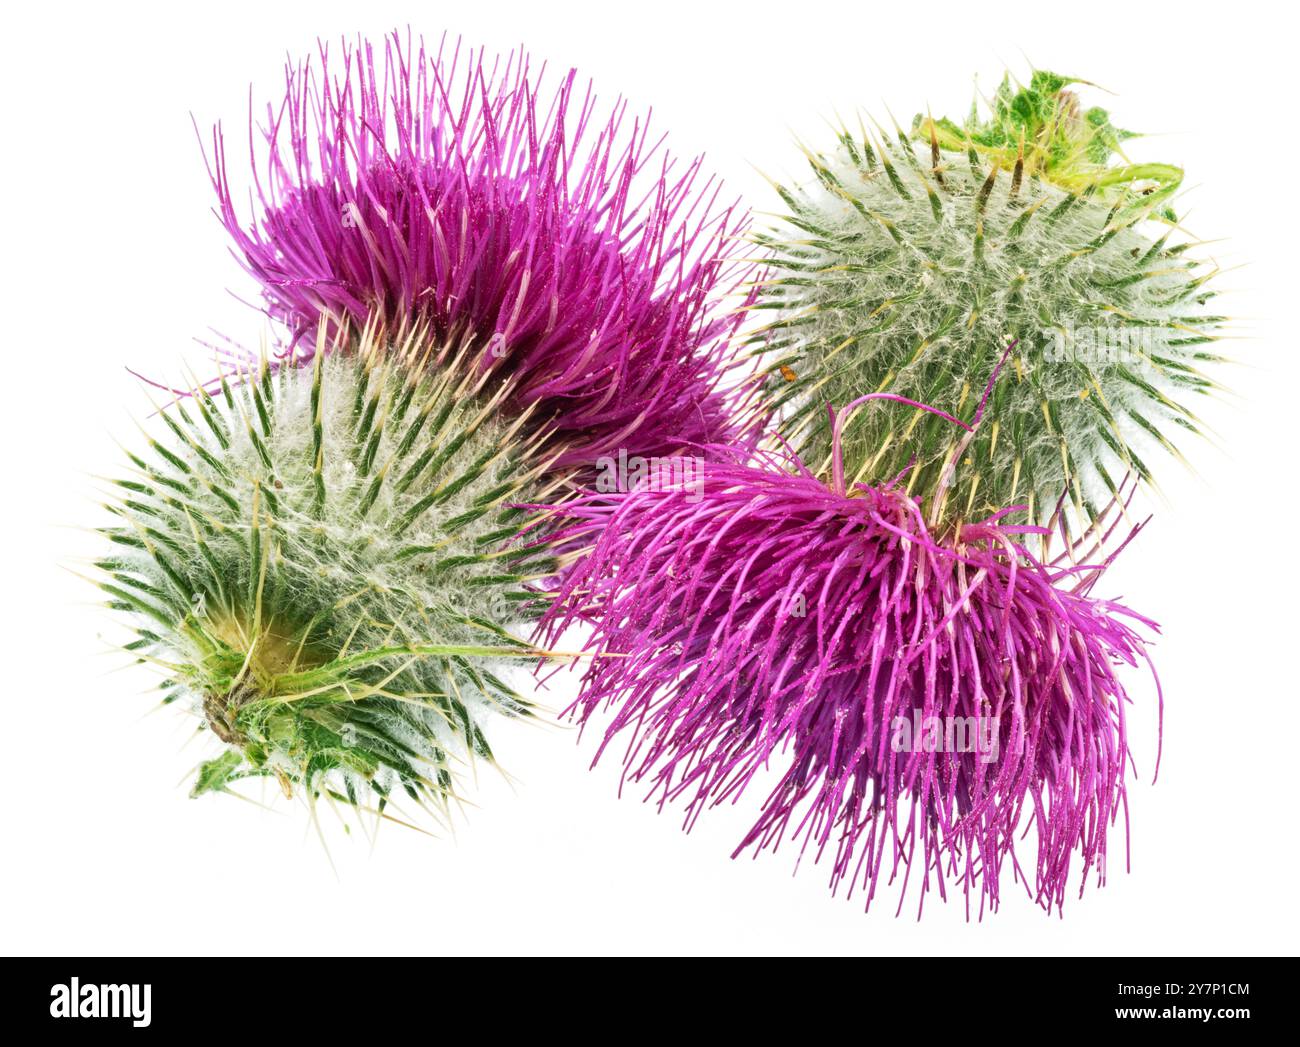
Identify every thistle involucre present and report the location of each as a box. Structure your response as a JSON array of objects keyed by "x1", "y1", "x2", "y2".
[
  {"x1": 757, "y1": 72, "x2": 1223, "y2": 528},
  {"x1": 543, "y1": 424, "x2": 1159, "y2": 914},
  {"x1": 209, "y1": 33, "x2": 756, "y2": 471},
  {"x1": 100, "y1": 330, "x2": 562, "y2": 818}
]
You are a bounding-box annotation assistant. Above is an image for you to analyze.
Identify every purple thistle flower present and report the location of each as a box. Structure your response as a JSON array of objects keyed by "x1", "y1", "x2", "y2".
[
  {"x1": 538, "y1": 424, "x2": 1161, "y2": 916},
  {"x1": 206, "y1": 32, "x2": 757, "y2": 470}
]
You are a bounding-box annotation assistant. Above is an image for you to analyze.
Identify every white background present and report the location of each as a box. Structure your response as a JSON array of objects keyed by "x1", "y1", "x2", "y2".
[{"x1": 3, "y1": 0, "x2": 1295, "y2": 956}]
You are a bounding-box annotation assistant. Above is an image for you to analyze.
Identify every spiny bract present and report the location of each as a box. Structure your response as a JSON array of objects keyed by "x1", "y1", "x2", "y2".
[
  {"x1": 98, "y1": 333, "x2": 562, "y2": 821},
  {"x1": 757, "y1": 79, "x2": 1224, "y2": 529}
]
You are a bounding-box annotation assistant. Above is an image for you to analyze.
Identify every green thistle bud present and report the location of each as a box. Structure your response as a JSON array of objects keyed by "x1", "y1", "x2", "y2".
[
  {"x1": 756, "y1": 73, "x2": 1224, "y2": 529},
  {"x1": 98, "y1": 330, "x2": 563, "y2": 821}
]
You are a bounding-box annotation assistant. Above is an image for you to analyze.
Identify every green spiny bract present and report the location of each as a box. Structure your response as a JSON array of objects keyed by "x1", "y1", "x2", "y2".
[
  {"x1": 755, "y1": 85, "x2": 1224, "y2": 529},
  {"x1": 98, "y1": 334, "x2": 562, "y2": 821}
]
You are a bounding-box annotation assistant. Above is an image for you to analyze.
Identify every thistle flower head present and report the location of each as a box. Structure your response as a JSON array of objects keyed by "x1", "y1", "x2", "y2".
[
  {"x1": 209, "y1": 33, "x2": 756, "y2": 471},
  {"x1": 757, "y1": 73, "x2": 1223, "y2": 531},
  {"x1": 99, "y1": 328, "x2": 564, "y2": 821},
  {"x1": 541, "y1": 396, "x2": 1159, "y2": 914}
]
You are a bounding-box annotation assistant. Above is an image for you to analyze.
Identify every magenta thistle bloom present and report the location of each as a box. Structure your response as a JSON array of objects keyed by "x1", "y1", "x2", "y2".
[
  {"x1": 207, "y1": 33, "x2": 756, "y2": 469},
  {"x1": 540, "y1": 422, "x2": 1161, "y2": 916}
]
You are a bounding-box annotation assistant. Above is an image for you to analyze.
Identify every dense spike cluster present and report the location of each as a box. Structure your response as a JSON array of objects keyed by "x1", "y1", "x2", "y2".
[
  {"x1": 756, "y1": 95, "x2": 1223, "y2": 529},
  {"x1": 541, "y1": 440, "x2": 1158, "y2": 914},
  {"x1": 209, "y1": 33, "x2": 756, "y2": 471},
  {"x1": 98, "y1": 329, "x2": 563, "y2": 819}
]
